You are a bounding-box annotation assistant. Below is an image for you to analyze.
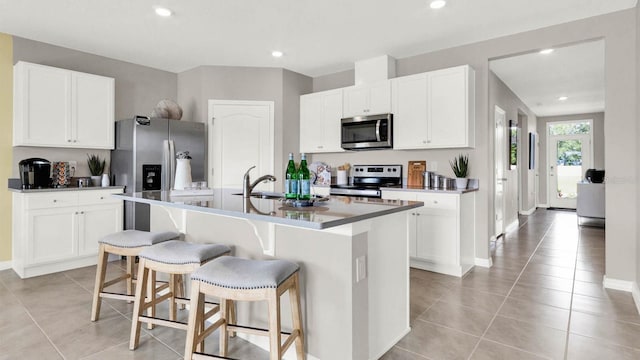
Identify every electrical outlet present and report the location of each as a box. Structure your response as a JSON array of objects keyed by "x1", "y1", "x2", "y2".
[
  {"x1": 356, "y1": 255, "x2": 367, "y2": 282},
  {"x1": 68, "y1": 161, "x2": 77, "y2": 175}
]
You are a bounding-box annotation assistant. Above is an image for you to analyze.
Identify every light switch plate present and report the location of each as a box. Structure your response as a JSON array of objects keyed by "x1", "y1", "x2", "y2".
[
  {"x1": 356, "y1": 255, "x2": 366, "y2": 282},
  {"x1": 68, "y1": 161, "x2": 77, "y2": 176}
]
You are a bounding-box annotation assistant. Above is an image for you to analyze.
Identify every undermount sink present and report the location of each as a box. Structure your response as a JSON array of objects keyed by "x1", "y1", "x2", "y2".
[{"x1": 231, "y1": 191, "x2": 285, "y2": 200}]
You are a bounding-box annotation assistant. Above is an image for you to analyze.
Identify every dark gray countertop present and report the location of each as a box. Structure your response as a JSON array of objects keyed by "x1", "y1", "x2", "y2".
[{"x1": 116, "y1": 189, "x2": 423, "y2": 230}]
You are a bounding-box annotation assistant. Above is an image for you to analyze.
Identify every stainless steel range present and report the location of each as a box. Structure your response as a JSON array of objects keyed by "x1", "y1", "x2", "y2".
[{"x1": 330, "y1": 165, "x2": 402, "y2": 198}]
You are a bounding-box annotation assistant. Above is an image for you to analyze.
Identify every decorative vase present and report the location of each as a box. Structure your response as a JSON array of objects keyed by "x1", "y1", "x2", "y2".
[
  {"x1": 455, "y1": 177, "x2": 468, "y2": 190},
  {"x1": 101, "y1": 173, "x2": 110, "y2": 187},
  {"x1": 174, "y1": 159, "x2": 192, "y2": 190},
  {"x1": 91, "y1": 175, "x2": 101, "y2": 187}
]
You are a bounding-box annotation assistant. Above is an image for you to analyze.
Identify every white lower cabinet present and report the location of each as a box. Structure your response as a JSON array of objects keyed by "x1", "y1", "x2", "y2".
[
  {"x1": 12, "y1": 189, "x2": 123, "y2": 278},
  {"x1": 382, "y1": 190, "x2": 475, "y2": 277}
]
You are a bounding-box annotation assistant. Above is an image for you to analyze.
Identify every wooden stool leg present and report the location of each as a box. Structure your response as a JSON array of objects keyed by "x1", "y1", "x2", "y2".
[
  {"x1": 169, "y1": 274, "x2": 177, "y2": 321},
  {"x1": 289, "y1": 274, "x2": 305, "y2": 360},
  {"x1": 91, "y1": 245, "x2": 108, "y2": 322},
  {"x1": 184, "y1": 281, "x2": 203, "y2": 360},
  {"x1": 146, "y1": 269, "x2": 156, "y2": 330},
  {"x1": 126, "y1": 255, "x2": 135, "y2": 297},
  {"x1": 129, "y1": 259, "x2": 149, "y2": 350},
  {"x1": 229, "y1": 300, "x2": 237, "y2": 338},
  {"x1": 219, "y1": 298, "x2": 229, "y2": 357},
  {"x1": 268, "y1": 289, "x2": 282, "y2": 360},
  {"x1": 176, "y1": 274, "x2": 186, "y2": 310}
]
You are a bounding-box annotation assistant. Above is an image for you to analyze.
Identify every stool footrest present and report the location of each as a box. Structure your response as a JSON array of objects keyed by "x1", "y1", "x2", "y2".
[
  {"x1": 193, "y1": 352, "x2": 238, "y2": 360},
  {"x1": 103, "y1": 274, "x2": 130, "y2": 288},
  {"x1": 226, "y1": 324, "x2": 292, "y2": 338},
  {"x1": 100, "y1": 291, "x2": 135, "y2": 302},
  {"x1": 138, "y1": 315, "x2": 188, "y2": 330}
]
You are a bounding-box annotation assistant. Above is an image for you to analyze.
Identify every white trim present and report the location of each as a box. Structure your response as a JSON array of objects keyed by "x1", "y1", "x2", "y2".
[
  {"x1": 489, "y1": 235, "x2": 497, "y2": 242},
  {"x1": 538, "y1": 203, "x2": 549, "y2": 208},
  {"x1": 505, "y1": 219, "x2": 519, "y2": 233},
  {"x1": 602, "y1": 275, "x2": 633, "y2": 292},
  {"x1": 632, "y1": 282, "x2": 640, "y2": 316},
  {"x1": 519, "y1": 207, "x2": 536, "y2": 216},
  {"x1": 0, "y1": 260, "x2": 12, "y2": 271},
  {"x1": 475, "y1": 257, "x2": 493, "y2": 268}
]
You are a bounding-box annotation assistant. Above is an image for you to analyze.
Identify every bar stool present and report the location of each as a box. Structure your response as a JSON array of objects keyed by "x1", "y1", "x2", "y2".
[
  {"x1": 184, "y1": 256, "x2": 305, "y2": 360},
  {"x1": 129, "y1": 240, "x2": 231, "y2": 350},
  {"x1": 91, "y1": 230, "x2": 180, "y2": 323}
]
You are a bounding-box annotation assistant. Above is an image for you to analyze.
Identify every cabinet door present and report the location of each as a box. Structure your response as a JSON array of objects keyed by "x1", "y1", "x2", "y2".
[
  {"x1": 428, "y1": 66, "x2": 469, "y2": 147},
  {"x1": 78, "y1": 204, "x2": 123, "y2": 256},
  {"x1": 367, "y1": 81, "x2": 392, "y2": 115},
  {"x1": 392, "y1": 74, "x2": 429, "y2": 149},
  {"x1": 415, "y1": 193, "x2": 459, "y2": 263},
  {"x1": 14, "y1": 62, "x2": 71, "y2": 147},
  {"x1": 27, "y1": 208, "x2": 77, "y2": 265},
  {"x1": 300, "y1": 89, "x2": 343, "y2": 153},
  {"x1": 71, "y1": 72, "x2": 115, "y2": 149},
  {"x1": 343, "y1": 86, "x2": 370, "y2": 117}
]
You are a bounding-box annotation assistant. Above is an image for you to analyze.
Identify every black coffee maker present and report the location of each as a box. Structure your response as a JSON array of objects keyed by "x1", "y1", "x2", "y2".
[{"x1": 19, "y1": 158, "x2": 51, "y2": 189}]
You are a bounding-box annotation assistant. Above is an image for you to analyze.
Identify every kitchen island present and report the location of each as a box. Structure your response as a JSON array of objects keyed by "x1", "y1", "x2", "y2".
[{"x1": 116, "y1": 189, "x2": 422, "y2": 360}]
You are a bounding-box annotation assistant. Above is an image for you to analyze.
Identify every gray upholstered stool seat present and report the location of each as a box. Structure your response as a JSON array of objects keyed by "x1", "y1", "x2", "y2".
[
  {"x1": 99, "y1": 230, "x2": 180, "y2": 248},
  {"x1": 129, "y1": 240, "x2": 231, "y2": 351},
  {"x1": 91, "y1": 230, "x2": 180, "y2": 323},
  {"x1": 184, "y1": 256, "x2": 304, "y2": 360},
  {"x1": 138, "y1": 240, "x2": 230, "y2": 265},
  {"x1": 192, "y1": 256, "x2": 299, "y2": 289}
]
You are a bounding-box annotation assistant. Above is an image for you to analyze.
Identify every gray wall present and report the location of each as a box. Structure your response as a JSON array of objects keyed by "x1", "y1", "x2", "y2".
[
  {"x1": 311, "y1": 9, "x2": 637, "y2": 281},
  {"x1": 488, "y1": 70, "x2": 537, "y2": 222},
  {"x1": 536, "y1": 112, "x2": 605, "y2": 205},
  {"x1": 636, "y1": 3, "x2": 640, "y2": 291},
  {"x1": 177, "y1": 66, "x2": 312, "y2": 190},
  {"x1": 312, "y1": 69, "x2": 354, "y2": 92},
  {"x1": 11, "y1": 37, "x2": 177, "y2": 177}
]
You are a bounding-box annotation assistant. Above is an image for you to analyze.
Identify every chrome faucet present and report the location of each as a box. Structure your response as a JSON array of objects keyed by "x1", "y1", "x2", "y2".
[{"x1": 243, "y1": 166, "x2": 276, "y2": 198}]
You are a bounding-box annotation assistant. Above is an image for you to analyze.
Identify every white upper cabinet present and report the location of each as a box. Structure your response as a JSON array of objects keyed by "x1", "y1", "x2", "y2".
[
  {"x1": 393, "y1": 65, "x2": 475, "y2": 150},
  {"x1": 13, "y1": 61, "x2": 115, "y2": 149},
  {"x1": 300, "y1": 88, "x2": 344, "y2": 153},
  {"x1": 342, "y1": 80, "x2": 391, "y2": 117}
]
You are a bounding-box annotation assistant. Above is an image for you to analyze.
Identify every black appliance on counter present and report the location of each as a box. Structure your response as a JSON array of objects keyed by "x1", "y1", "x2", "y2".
[
  {"x1": 585, "y1": 169, "x2": 605, "y2": 183},
  {"x1": 330, "y1": 165, "x2": 402, "y2": 198},
  {"x1": 19, "y1": 158, "x2": 51, "y2": 189}
]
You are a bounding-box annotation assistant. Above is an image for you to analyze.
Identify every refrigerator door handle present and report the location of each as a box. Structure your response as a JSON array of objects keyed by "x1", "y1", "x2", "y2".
[
  {"x1": 162, "y1": 140, "x2": 170, "y2": 191},
  {"x1": 169, "y1": 140, "x2": 176, "y2": 190}
]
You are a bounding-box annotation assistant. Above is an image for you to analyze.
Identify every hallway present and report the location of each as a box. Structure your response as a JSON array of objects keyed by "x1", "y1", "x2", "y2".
[{"x1": 384, "y1": 209, "x2": 640, "y2": 359}]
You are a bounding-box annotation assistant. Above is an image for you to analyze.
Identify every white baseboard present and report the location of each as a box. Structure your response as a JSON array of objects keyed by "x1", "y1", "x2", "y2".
[
  {"x1": 538, "y1": 203, "x2": 549, "y2": 208},
  {"x1": 632, "y1": 282, "x2": 640, "y2": 316},
  {"x1": 475, "y1": 257, "x2": 493, "y2": 268},
  {"x1": 602, "y1": 275, "x2": 634, "y2": 292},
  {"x1": 505, "y1": 219, "x2": 519, "y2": 233},
  {"x1": 519, "y1": 207, "x2": 536, "y2": 216},
  {"x1": 0, "y1": 260, "x2": 12, "y2": 271}
]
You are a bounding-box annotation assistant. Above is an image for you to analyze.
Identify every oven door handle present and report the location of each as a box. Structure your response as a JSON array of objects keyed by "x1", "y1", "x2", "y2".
[{"x1": 375, "y1": 120, "x2": 381, "y2": 142}]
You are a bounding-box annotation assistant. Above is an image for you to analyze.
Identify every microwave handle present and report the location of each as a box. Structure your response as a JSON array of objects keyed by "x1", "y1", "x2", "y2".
[{"x1": 375, "y1": 120, "x2": 381, "y2": 142}]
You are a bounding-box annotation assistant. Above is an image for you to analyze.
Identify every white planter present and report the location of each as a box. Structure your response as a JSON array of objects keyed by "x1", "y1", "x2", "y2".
[
  {"x1": 455, "y1": 178, "x2": 468, "y2": 190},
  {"x1": 101, "y1": 174, "x2": 110, "y2": 187},
  {"x1": 174, "y1": 159, "x2": 192, "y2": 190}
]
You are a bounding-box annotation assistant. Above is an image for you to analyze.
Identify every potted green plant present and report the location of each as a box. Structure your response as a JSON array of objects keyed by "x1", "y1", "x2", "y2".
[
  {"x1": 87, "y1": 154, "x2": 106, "y2": 186},
  {"x1": 450, "y1": 153, "x2": 469, "y2": 189}
]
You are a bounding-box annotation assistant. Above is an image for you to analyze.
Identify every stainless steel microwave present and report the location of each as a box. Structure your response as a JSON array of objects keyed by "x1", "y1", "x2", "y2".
[{"x1": 341, "y1": 113, "x2": 393, "y2": 150}]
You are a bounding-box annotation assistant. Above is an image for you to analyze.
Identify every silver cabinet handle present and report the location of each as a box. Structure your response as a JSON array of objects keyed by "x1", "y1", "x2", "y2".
[
  {"x1": 100, "y1": 196, "x2": 104, "y2": 199},
  {"x1": 67, "y1": 139, "x2": 71, "y2": 142},
  {"x1": 80, "y1": 211, "x2": 84, "y2": 214},
  {"x1": 53, "y1": 199, "x2": 57, "y2": 203},
  {"x1": 317, "y1": 145, "x2": 323, "y2": 149},
  {"x1": 433, "y1": 200, "x2": 438, "y2": 204}
]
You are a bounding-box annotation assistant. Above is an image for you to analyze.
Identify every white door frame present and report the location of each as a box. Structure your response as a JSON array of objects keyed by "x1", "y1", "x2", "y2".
[
  {"x1": 207, "y1": 100, "x2": 275, "y2": 190},
  {"x1": 494, "y1": 105, "x2": 506, "y2": 237},
  {"x1": 546, "y1": 119, "x2": 593, "y2": 208}
]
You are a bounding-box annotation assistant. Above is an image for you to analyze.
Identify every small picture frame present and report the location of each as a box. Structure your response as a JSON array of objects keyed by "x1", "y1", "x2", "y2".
[{"x1": 509, "y1": 120, "x2": 517, "y2": 170}]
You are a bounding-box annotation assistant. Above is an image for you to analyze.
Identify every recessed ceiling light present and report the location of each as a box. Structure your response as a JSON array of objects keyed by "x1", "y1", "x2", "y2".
[
  {"x1": 155, "y1": 7, "x2": 172, "y2": 17},
  {"x1": 539, "y1": 48, "x2": 554, "y2": 55},
  {"x1": 558, "y1": 96, "x2": 568, "y2": 101},
  {"x1": 271, "y1": 51, "x2": 284, "y2": 58},
  {"x1": 430, "y1": 0, "x2": 446, "y2": 9}
]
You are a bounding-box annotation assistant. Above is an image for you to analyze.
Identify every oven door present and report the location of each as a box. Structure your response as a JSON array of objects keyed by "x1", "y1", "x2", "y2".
[{"x1": 341, "y1": 114, "x2": 392, "y2": 150}]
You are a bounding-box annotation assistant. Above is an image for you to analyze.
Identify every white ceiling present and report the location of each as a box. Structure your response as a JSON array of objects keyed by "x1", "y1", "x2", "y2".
[
  {"x1": 490, "y1": 40, "x2": 605, "y2": 117},
  {"x1": 0, "y1": 1, "x2": 634, "y2": 77}
]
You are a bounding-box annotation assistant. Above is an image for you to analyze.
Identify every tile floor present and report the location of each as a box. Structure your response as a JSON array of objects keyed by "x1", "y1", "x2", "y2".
[{"x1": 1, "y1": 209, "x2": 638, "y2": 359}]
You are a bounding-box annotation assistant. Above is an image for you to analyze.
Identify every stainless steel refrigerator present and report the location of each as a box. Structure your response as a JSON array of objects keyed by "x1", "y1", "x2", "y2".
[{"x1": 111, "y1": 116, "x2": 206, "y2": 230}]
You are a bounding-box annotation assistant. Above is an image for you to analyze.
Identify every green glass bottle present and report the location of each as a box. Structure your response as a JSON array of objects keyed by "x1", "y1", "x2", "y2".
[
  {"x1": 285, "y1": 153, "x2": 298, "y2": 199},
  {"x1": 298, "y1": 153, "x2": 311, "y2": 200}
]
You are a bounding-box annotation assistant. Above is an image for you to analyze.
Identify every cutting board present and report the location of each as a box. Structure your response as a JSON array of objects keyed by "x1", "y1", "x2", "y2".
[{"x1": 407, "y1": 161, "x2": 426, "y2": 187}]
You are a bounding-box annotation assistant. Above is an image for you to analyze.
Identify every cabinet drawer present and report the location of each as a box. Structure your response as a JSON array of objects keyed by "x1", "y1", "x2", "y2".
[
  {"x1": 381, "y1": 191, "x2": 416, "y2": 201},
  {"x1": 416, "y1": 193, "x2": 457, "y2": 210},
  {"x1": 78, "y1": 190, "x2": 123, "y2": 206},
  {"x1": 25, "y1": 192, "x2": 77, "y2": 210}
]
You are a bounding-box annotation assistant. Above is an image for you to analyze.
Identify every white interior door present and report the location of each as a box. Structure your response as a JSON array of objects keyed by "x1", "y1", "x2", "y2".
[
  {"x1": 208, "y1": 100, "x2": 274, "y2": 190},
  {"x1": 548, "y1": 134, "x2": 591, "y2": 209},
  {"x1": 494, "y1": 106, "x2": 506, "y2": 237}
]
